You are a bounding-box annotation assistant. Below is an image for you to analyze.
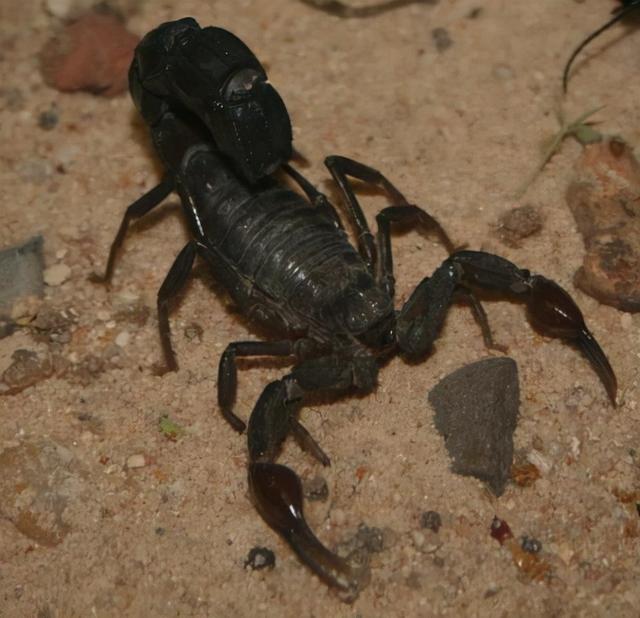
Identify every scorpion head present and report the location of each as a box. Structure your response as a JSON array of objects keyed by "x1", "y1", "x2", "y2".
[{"x1": 336, "y1": 280, "x2": 395, "y2": 349}]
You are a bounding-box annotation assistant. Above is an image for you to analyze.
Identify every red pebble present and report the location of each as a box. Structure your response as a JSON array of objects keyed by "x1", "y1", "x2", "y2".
[
  {"x1": 490, "y1": 516, "x2": 514, "y2": 545},
  {"x1": 40, "y1": 12, "x2": 139, "y2": 97}
]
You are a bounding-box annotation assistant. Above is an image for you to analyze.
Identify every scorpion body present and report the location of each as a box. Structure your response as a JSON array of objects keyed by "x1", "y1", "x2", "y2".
[{"x1": 93, "y1": 18, "x2": 618, "y2": 600}]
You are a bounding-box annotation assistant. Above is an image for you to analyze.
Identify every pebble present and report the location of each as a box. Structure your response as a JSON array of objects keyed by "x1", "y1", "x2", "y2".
[
  {"x1": 126, "y1": 454, "x2": 146, "y2": 469},
  {"x1": 45, "y1": 0, "x2": 74, "y2": 18},
  {"x1": 0, "y1": 235, "x2": 44, "y2": 317},
  {"x1": 244, "y1": 546, "x2": 276, "y2": 570},
  {"x1": 429, "y1": 357, "x2": 520, "y2": 496},
  {"x1": 38, "y1": 104, "x2": 59, "y2": 130},
  {"x1": 115, "y1": 331, "x2": 130, "y2": 347},
  {"x1": 420, "y1": 510, "x2": 442, "y2": 533},
  {"x1": 566, "y1": 138, "x2": 640, "y2": 311},
  {"x1": 43, "y1": 263, "x2": 71, "y2": 286},
  {"x1": 303, "y1": 474, "x2": 329, "y2": 502},
  {"x1": 432, "y1": 27, "x2": 453, "y2": 52},
  {"x1": 527, "y1": 449, "x2": 553, "y2": 475},
  {"x1": 40, "y1": 12, "x2": 140, "y2": 97},
  {"x1": 411, "y1": 530, "x2": 425, "y2": 548},
  {"x1": 496, "y1": 204, "x2": 543, "y2": 247}
]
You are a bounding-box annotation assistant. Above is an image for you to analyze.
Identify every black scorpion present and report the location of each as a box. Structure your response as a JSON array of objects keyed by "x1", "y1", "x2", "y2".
[
  {"x1": 563, "y1": 0, "x2": 640, "y2": 92},
  {"x1": 92, "y1": 18, "x2": 618, "y2": 599}
]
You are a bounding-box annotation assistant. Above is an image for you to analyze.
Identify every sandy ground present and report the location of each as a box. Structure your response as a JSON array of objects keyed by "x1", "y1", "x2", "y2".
[{"x1": 1, "y1": 1, "x2": 639, "y2": 616}]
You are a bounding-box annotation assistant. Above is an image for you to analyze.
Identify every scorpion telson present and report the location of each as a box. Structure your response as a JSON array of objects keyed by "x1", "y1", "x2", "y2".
[
  {"x1": 562, "y1": 0, "x2": 640, "y2": 92},
  {"x1": 92, "y1": 18, "x2": 618, "y2": 600}
]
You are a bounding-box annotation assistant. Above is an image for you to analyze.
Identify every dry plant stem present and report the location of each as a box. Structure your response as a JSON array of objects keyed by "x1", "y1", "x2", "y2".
[{"x1": 514, "y1": 106, "x2": 605, "y2": 199}]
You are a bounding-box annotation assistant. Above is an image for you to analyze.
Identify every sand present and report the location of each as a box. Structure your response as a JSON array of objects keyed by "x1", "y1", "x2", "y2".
[{"x1": 1, "y1": 1, "x2": 638, "y2": 616}]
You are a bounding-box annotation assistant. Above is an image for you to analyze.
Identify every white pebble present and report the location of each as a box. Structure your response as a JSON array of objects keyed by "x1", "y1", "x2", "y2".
[
  {"x1": 527, "y1": 449, "x2": 553, "y2": 474},
  {"x1": 411, "y1": 530, "x2": 425, "y2": 548},
  {"x1": 44, "y1": 263, "x2": 71, "y2": 286},
  {"x1": 126, "y1": 454, "x2": 146, "y2": 469},
  {"x1": 45, "y1": 0, "x2": 72, "y2": 17},
  {"x1": 115, "y1": 331, "x2": 130, "y2": 347}
]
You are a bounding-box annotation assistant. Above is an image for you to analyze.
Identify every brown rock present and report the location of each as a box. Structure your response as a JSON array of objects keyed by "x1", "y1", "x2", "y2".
[
  {"x1": 566, "y1": 138, "x2": 640, "y2": 312},
  {"x1": 496, "y1": 204, "x2": 543, "y2": 247},
  {"x1": 40, "y1": 12, "x2": 139, "y2": 96}
]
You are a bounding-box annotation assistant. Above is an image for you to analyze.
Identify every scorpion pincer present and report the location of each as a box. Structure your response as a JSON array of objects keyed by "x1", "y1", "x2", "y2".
[{"x1": 92, "y1": 18, "x2": 618, "y2": 601}]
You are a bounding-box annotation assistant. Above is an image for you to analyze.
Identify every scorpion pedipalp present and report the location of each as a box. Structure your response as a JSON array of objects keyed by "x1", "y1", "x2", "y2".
[
  {"x1": 249, "y1": 462, "x2": 369, "y2": 601},
  {"x1": 527, "y1": 276, "x2": 617, "y2": 405}
]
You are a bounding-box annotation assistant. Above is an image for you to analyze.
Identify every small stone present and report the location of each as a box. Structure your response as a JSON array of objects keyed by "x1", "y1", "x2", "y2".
[
  {"x1": 527, "y1": 449, "x2": 552, "y2": 475},
  {"x1": 490, "y1": 516, "x2": 513, "y2": 545},
  {"x1": 302, "y1": 474, "x2": 329, "y2": 502},
  {"x1": 521, "y1": 536, "x2": 542, "y2": 554},
  {"x1": 115, "y1": 331, "x2": 130, "y2": 347},
  {"x1": 40, "y1": 12, "x2": 140, "y2": 97},
  {"x1": 555, "y1": 542, "x2": 574, "y2": 565},
  {"x1": 566, "y1": 138, "x2": 640, "y2": 311},
  {"x1": 0, "y1": 236, "x2": 44, "y2": 318},
  {"x1": 1, "y1": 349, "x2": 54, "y2": 395},
  {"x1": 496, "y1": 204, "x2": 543, "y2": 247},
  {"x1": 244, "y1": 546, "x2": 276, "y2": 570},
  {"x1": 420, "y1": 510, "x2": 442, "y2": 533},
  {"x1": 43, "y1": 263, "x2": 71, "y2": 286},
  {"x1": 183, "y1": 322, "x2": 204, "y2": 342},
  {"x1": 429, "y1": 357, "x2": 520, "y2": 496},
  {"x1": 38, "y1": 104, "x2": 59, "y2": 130},
  {"x1": 45, "y1": 0, "x2": 74, "y2": 18},
  {"x1": 126, "y1": 454, "x2": 146, "y2": 469},
  {"x1": 411, "y1": 530, "x2": 425, "y2": 548},
  {"x1": 432, "y1": 27, "x2": 452, "y2": 52}
]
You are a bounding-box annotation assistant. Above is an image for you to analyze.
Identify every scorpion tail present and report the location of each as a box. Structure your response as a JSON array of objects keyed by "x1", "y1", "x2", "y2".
[{"x1": 249, "y1": 462, "x2": 369, "y2": 602}]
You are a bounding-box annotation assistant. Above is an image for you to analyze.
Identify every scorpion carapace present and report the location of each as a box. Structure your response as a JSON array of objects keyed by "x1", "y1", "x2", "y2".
[
  {"x1": 562, "y1": 0, "x2": 640, "y2": 92},
  {"x1": 92, "y1": 18, "x2": 618, "y2": 601}
]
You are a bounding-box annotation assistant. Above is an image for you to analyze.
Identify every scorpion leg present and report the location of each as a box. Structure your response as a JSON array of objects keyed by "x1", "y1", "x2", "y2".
[
  {"x1": 375, "y1": 204, "x2": 457, "y2": 298},
  {"x1": 396, "y1": 250, "x2": 617, "y2": 404},
  {"x1": 247, "y1": 352, "x2": 377, "y2": 598},
  {"x1": 156, "y1": 241, "x2": 197, "y2": 373},
  {"x1": 373, "y1": 205, "x2": 498, "y2": 348},
  {"x1": 282, "y1": 163, "x2": 343, "y2": 229},
  {"x1": 218, "y1": 340, "x2": 295, "y2": 433},
  {"x1": 453, "y1": 287, "x2": 507, "y2": 352},
  {"x1": 326, "y1": 155, "x2": 456, "y2": 271},
  {"x1": 90, "y1": 174, "x2": 174, "y2": 284}
]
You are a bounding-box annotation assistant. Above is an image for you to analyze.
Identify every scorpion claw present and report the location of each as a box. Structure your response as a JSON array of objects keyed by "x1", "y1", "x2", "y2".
[
  {"x1": 576, "y1": 329, "x2": 618, "y2": 406},
  {"x1": 527, "y1": 275, "x2": 617, "y2": 405},
  {"x1": 249, "y1": 462, "x2": 370, "y2": 601}
]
